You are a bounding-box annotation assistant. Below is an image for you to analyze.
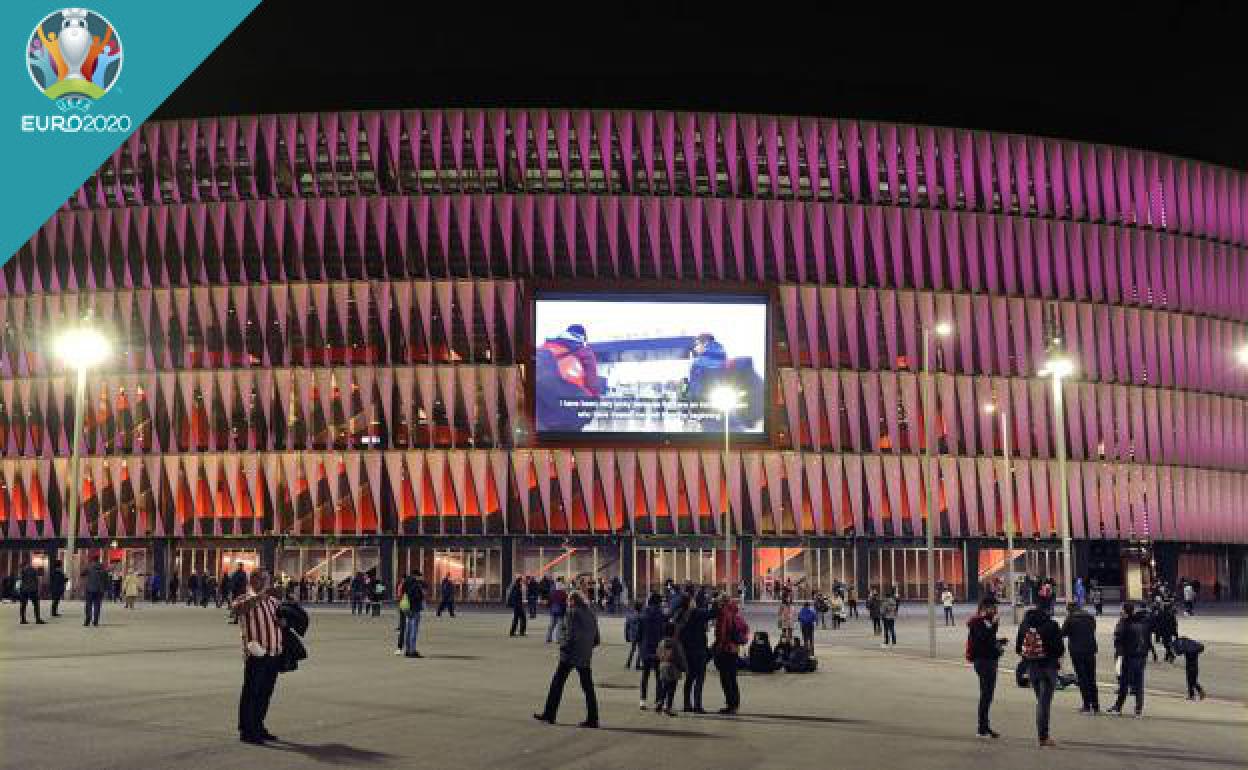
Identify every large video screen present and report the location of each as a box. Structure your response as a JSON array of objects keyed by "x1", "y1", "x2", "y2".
[{"x1": 533, "y1": 293, "x2": 768, "y2": 438}]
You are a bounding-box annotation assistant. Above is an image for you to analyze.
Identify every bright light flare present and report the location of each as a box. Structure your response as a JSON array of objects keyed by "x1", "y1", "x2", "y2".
[{"x1": 53, "y1": 327, "x2": 110, "y2": 369}]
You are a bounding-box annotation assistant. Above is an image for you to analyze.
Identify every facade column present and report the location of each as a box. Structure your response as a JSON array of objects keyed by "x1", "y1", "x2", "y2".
[
  {"x1": 854, "y1": 539, "x2": 870, "y2": 597},
  {"x1": 259, "y1": 540, "x2": 276, "y2": 574},
  {"x1": 379, "y1": 536, "x2": 394, "y2": 597},
  {"x1": 501, "y1": 535, "x2": 515, "y2": 591},
  {"x1": 964, "y1": 541, "x2": 980, "y2": 601},
  {"x1": 739, "y1": 536, "x2": 754, "y2": 600},
  {"x1": 619, "y1": 534, "x2": 634, "y2": 600}
]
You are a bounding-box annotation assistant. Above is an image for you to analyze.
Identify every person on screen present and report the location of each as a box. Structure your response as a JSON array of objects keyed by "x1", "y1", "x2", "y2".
[
  {"x1": 687, "y1": 333, "x2": 728, "y2": 398},
  {"x1": 535, "y1": 324, "x2": 604, "y2": 431}
]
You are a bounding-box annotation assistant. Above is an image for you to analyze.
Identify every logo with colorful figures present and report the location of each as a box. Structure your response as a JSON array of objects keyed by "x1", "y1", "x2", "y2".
[{"x1": 26, "y1": 8, "x2": 122, "y2": 108}]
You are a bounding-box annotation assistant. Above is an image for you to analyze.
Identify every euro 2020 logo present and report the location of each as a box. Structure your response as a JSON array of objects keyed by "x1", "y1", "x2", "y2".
[{"x1": 26, "y1": 8, "x2": 122, "y2": 110}]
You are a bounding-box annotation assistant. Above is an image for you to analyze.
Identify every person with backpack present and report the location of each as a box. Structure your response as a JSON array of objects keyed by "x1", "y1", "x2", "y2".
[
  {"x1": 712, "y1": 596, "x2": 748, "y2": 715},
  {"x1": 654, "y1": 622, "x2": 687, "y2": 716},
  {"x1": 398, "y1": 570, "x2": 425, "y2": 658},
  {"x1": 1061, "y1": 601, "x2": 1099, "y2": 713},
  {"x1": 1014, "y1": 602, "x2": 1065, "y2": 747},
  {"x1": 797, "y1": 601, "x2": 817, "y2": 652},
  {"x1": 624, "y1": 600, "x2": 643, "y2": 669},
  {"x1": 1108, "y1": 602, "x2": 1152, "y2": 717},
  {"x1": 966, "y1": 598, "x2": 1005, "y2": 739},
  {"x1": 880, "y1": 589, "x2": 899, "y2": 647},
  {"x1": 1171, "y1": 636, "x2": 1205, "y2": 700}
]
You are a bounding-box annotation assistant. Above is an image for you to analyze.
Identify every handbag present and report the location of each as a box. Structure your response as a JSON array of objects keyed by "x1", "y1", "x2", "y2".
[{"x1": 399, "y1": 595, "x2": 411, "y2": 613}]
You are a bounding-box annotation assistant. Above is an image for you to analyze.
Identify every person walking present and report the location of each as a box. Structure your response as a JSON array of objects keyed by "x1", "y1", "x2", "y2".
[
  {"x1": 1091, "y1": 585, "x2": 1103, "y2": 616},
  {"x1": 711, "y1": 596, "x2": 748, "y2": 715},
  {"x1": 624, "y1": 599, "x2": 643, "y2": 669},
  {"x1": 48, "y1": 560, "x2": 67, "y2": 617},
  {"x1": 867, "y1": 589, "x2": 882, "y2": 636},
  {"x1": 436, "y1": 575, "x2": 456, "y2": 617},
  {"x1": 1182, "y1": 582, "x2": 1196, "y2": 616},
  {"x1": 1015, "y1": 602, "x2": 1065, "y2": 747},
  {"x1": 829, "y1": 592, "x2": 845, "y2": 630},
  {"x1": 1107, "y1": 602, "x2": 1151, "y2": 717},
  {"x1": 398, "y1": 570, "x2": 426, "y2": 658},
  {"x1": 167, "y1": 573, "x2": 180, "y2": 604},
  {"x1": 82, "y1": 557, "x2": 108, "y2": 627},
  {"x1": 17, "y1": 559, "x2": 44, "y2": 625},
  {"x1": 942, "y1": 588, "x2": 955, "y2": 626},
  {"x1": 527, "y1": 576, "x2": 540, "y2": 619},
  {"x1": 122, "y1": 571, "x2": 141, "y2": 609},
  {"x1": 798, "y1": 601, "x2": 817, "y2": 652},
  {"x1": 234, "y1": 570, "x2": 283, "y2": 745},
  {"x1": 187, "y1": 571, "x2": 200, "y2": 606},
  {"x1": 545, "y1": 577, "x2": 568, "y2": 644},
  {"x1": 677, "y1": 594, "x2": 715, "y2": 713},
  {"x1": 533, "y1": 590, "x2": 600, "y2": 728},
  {"x1": 507, "y1": 577, "x2": 528, "y2": 637},
  {"x1": 350, "y1": 572, "x2": 366, "y2": 616},
  {"x1": 967, "y1": 598, "x2": 1004, "y2": 739},
  {"x1": 880, "y1": 590, "x2": 899, "y2": 647},
  {"x1": 1171, "y1": 636, "x2": 1205, "y2": 700},
  {"x1": 203, "y1": 574, "x2": 217, "y2": 608},
  {"x1": 637, "y1": 593, "x2": 665, "y2": 710},
  {"x1": 1061, "y1": 601, "x2": 1099, "y2": 714}
]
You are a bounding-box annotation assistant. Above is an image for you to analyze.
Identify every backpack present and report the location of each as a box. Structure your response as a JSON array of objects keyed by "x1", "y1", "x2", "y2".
[
  {"x1": 732, "y1": 615, "x2": 750, "y2": 646},
  {"x1": 785, "y1": 645, "x2": 817, "y2": 673},
  {"x1": 1020, "y1": 625, "x2": 1046, "y2": 660}
]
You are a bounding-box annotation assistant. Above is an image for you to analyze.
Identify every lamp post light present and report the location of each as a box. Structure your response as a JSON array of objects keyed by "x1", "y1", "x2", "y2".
[
  {"x1": 1236, "y1": 345, "x2": 1248, "y2": 368},
  {"x1": 53, "y1": 326, "x2": 111, "y2": 598},
  {"x1": 1039, "y1": 354, "x2": 1076, "y2": 604},
  {"x1": 709, "y1": 387, "x2": 742, "y2": 598},
  {"x1": 922, "y1": 321, "x2": 952, "y2": 658},
  {"x1": 983, "y1": 400, "x2": 1018, "y2": 624}
]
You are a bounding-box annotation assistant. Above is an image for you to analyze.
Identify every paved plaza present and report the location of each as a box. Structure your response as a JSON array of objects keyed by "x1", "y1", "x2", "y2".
[{"x1": 2, "y1": 600, "x2": 1245, "y2": 769}]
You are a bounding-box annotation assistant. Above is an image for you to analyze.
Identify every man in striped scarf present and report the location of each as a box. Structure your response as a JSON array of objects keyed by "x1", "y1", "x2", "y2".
[{"x1": 233, "y1": 570, "x2": 284, "y2": 745}]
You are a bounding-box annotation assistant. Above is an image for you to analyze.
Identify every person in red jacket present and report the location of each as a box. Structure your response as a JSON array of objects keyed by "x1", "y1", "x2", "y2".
[
  {"x1": 712, "y1": 596, "x2": 748, "y2": 715},
  {"x1": 535, "y1": 324, "x2": 604, "y2": 432}
]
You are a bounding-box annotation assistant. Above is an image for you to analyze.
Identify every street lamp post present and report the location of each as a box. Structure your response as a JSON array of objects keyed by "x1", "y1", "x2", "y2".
[
  {"x1": 53, "y1": 326, "x2": 110, "y2": 597},
  {"x1": 1040, "y1": 355, "x2": 1075, "y2": 603},
  {"x1": 710, "y1": 388, "x2": 741, "y2": 598},
  {"x1": 922, "y1": 321, "x2": 952, "y2": 658},
  {"x1": 984, "y1": 400, "x2": 1018, "y2": 624}
]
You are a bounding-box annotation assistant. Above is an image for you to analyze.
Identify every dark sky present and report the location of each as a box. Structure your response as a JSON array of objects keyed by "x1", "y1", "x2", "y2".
[{"x1": 153, "y1": 3, "x2": 1248, "y2": 170}]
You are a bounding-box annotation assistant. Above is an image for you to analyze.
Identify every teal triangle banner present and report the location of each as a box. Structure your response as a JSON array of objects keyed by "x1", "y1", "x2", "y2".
[{"x1": 0, "y1": 1, "x2": 260, "y2": 265}]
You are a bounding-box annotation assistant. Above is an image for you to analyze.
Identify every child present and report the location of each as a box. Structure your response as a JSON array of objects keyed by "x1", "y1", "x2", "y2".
[
  {"x1": 798, "y1": 601, "x2": 817, "y2": 652},
  {"x1": 655, "y1": 622, "x2": 687, "y2": 715},
  {"x1": 624, "y1": 600, "x2": 643, "y2": 670},
  {"x1": 1172, "y1": 636, "x2": 1206, "y2": 700}
]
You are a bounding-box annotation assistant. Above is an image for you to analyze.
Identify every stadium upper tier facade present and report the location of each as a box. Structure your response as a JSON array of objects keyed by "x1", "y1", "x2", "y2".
[{"x1": 1, "y1": 109, "x2": 1245, "y2": 597}]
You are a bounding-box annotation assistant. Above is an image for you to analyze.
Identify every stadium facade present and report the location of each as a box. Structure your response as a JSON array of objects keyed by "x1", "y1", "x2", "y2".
[{"x1": 1, "y1": 109, "x2": 1245, "y2": 602}]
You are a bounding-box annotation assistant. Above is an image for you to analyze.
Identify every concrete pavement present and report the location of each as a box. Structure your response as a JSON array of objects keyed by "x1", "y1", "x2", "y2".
[{"x1": 1, "y1": 600, "x2": 1244, "y2": 769}]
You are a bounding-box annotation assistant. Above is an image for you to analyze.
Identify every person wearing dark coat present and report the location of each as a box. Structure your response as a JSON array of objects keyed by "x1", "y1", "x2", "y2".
[
  {"x1": 167, "y1": 574, "x2": 180, "y2": 604},
  {"x1": 1108, "y1": 602, "x2": 1152, "y2": 716},
  {"x1": 507, "y1": 578, "x2": 528, "y2": 636},
  {"x1": 533, "y1": 590, "x2": 600, "y2": 728},
  {"x1": 436, "y1": 575, "x2": 456, "y2": 617},
  {"x1": 967, "y1": 598, "x2": 1004, "y2": 739},
  {"x1": 1061, "y1": 602, "x2": 1099, "y2": 713},
  {"x1": 18, "y1": 561, "x2": 44, "y2": 625},
  {"x1": 1014, "y1": 605, "x2": 1065, "y2": 746},
  {"x1": 399, "y1": 572, "x2": 426, "y2": 657},
  {"x1": 82, "y1": 558, "x2": 109, "y2": 626},
  {"x1": 636, "y1": 593, "x2": 666, "y2": 710},
  {"x1": 48, "y1": 561, "x2": 67, "y2": 617},
  {"x1": 676, "y1": 593, "x2": 717, "y2": 713}
]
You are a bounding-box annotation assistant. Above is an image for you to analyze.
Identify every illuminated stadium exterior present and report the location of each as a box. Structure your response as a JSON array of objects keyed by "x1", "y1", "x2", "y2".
[{"x1": 1, "y1": 109, "x2": 1246, "y2": 602}]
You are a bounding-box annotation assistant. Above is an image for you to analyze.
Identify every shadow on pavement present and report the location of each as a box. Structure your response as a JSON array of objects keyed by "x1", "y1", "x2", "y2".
[
  {"x1": 264, "y1": 741, "x2": 397, "y2": 764},
  {"x1": 599, "y1": 726, "x2": 714, "y2": 739},
  {"x1": 1059, "y1": 740, "x2": 1240, "y2": 767},
  {"x1": 731, "y1": 712, "x2": 867, "y2": 725}
]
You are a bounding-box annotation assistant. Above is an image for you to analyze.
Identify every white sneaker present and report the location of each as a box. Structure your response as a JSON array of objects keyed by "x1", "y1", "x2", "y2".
[
  {"x1": 639, "y1": 700, "x2": 648, "y2": 711},
  {"x1": 394, "y1": 649, "x2": 402, "y2": 656}
]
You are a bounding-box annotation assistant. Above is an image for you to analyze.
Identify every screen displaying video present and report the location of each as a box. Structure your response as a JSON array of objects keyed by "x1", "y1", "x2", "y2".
[{"x1": 533, "y1": 293, "x2": 768, "y2": 437}]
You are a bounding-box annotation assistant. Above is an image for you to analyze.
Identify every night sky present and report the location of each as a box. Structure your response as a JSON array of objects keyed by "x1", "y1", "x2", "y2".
[{"x1": 153, "y1": 3, "x2": 1248, "y2": 170}]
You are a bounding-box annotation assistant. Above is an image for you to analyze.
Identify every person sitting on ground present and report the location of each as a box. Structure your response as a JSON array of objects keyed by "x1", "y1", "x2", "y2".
[
  {"x1": 747, "y1": 630, "x2": 777, "y2": 673},
  {"x1": 784, "y1": 637, "x2": 818, "y2": 673}
]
